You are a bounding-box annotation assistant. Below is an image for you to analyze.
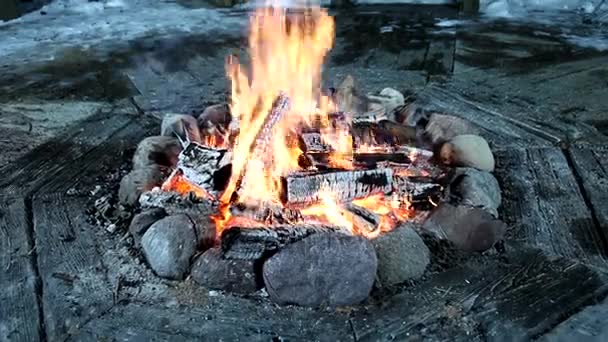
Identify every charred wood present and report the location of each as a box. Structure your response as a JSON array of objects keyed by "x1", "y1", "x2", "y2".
[
  {"x1": 230, "y1": 202, "x2": 303, "y2": 225},
  {"x1": 393, "y1": 176, "x2": 443, "y2": 208},
  {"x1": 177, "y1": 142, "x2": 231, "y2": 194},
  {"x1": 344, "y1": 203, "x2": 381, "y2": 234},
  {"x1": 280, "y1": 168, "x2": 393, "y2": 205},
  {"x1": 221, "y1": 224, "x2": 349, "y2": 260}
]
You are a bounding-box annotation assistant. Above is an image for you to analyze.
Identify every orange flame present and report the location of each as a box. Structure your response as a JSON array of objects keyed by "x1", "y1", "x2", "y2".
[{"x1": 217, "y1": 4, "x2": 337, "y2": 227}]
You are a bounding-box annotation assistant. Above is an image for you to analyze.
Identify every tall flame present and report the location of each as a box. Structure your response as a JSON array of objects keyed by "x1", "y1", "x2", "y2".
[{"x1": 218, "y1": 4, "x2": 336, "y2": 224}]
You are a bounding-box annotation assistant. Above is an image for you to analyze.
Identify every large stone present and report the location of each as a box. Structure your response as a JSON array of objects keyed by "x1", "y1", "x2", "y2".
[
  {"x1": 140, "y1": 214, "x2": 198, "y2": 280},
  {"x1": 129, "y1": 208, "x2": 167, "y2": 248},
  {"x1": 118, "y1": 165, "x2": 166, "y2": 206},
  {"x1": 423, "y1": 203, "x2": 506, "y2": 252},
  {"x1": 367, "y1": 87, "x2": 405, "y2": 121},
  {"x1": 440, "y1": 134, "x2": 495, "y2": 172},
  {"x1": 191, "y1": 248, "x2": 259, "y2": 294},
  {"x1": 132, "y1": 136, "x2": 182, "y2": 170},
  {"x1": 448, "y1": 167, "x2": 502, "y2": 217},
  {"x1": 161, "y1": 113, "x2": 202, "y2": 144},
  {"x1": 372, "y1": 224, "x2": 430, "y2": 286},
  {"x1": 424, "y1": 114, "x2": 479, "y2": 145},
  {"x1": 263, "y1": 234, "x2": 377, "y2": 307}
]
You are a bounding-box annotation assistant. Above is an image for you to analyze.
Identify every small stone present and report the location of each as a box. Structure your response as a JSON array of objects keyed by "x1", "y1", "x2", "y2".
[
  {"x1": 198, "y1": 104, "x2": 231, "y2": 130},
  {"x1": 372, "y1": 224, "x2": 430, "y2": 286},
  {"x1": 118, "y1": 166, "x2": 166, "y2": 206},
  {"x1": 105, "y1": 224, "x2": 117, "y2": 234},
  {"x1": 141, "y1": 214, "x2": 198, "y2": 280},
  {"x1": 129, "y1": 208, "x2": 167, "y2": 247},
  {"x1": 132, "y1": 136, "x2": 182, "y2": 170},
  {"x1": 367, "y1": 87, "x2": 405, "y2": 120},
  {"x1": 448, "y1": 168, "x2": 501, "y2": 217},
  {"x1": 423, "y1": 203, "x2": 506, "y2": 252},
  {"x1": 424, "y1": 114, "x2": 479, "y2": 145},
  {"x1": 440, "y1": 134, "x2": 495, "y2": 172},
  {"x1": 263, "y1": 234, "x2": 377, "y2": 307},
  {"x1": 161, "y1": 113, "x2": 202, "y2": 144},
  {"x1": 191, "y1": 248, "x2": 259, "y2": 294}
]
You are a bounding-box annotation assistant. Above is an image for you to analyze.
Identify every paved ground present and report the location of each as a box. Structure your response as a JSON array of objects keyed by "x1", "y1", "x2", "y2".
[{"x1": 1, "y1": 2, "x2": 608, "y2": 341}]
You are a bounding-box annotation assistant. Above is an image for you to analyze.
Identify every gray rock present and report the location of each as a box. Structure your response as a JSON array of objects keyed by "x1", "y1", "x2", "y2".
[
  {"x1": 367, "y1": 87, "x2": 405, "y2": 121},
  {"x1": 372, "y1": 224, "x2": 430, "y2": 286},
  {"x1": 132, "y1": 136, "x2": 182, "y2": 170},
  {"x1": 448, "y1": 168, "x2": 502, "y2": 217},
  {"x1": 395, "y1": 103, "x2": 430, "y2": 127},
  {"x1": 191, "y1": 248, "x2": 259, "y2": 294},
  {"x1": 161, "y1": 113, "x2": 202, "y2": 144},
  {"x1": 198, "y1": 104, "x2": 231, "y2": 130},
  {"x1": 129, "y1": 208, "x2": 167, "y2": 247},
  {"x1": 263, "y1": 233, "x2": 377, "y2": 307},
  {"x1": 425, "y1": 114, "x2": 479, "y2": 145},
  {"x1": 141, "y1": 214, "x2": 198, "y2": 280},
  {"x1": 118, "y1": 166, "x2": 166, "y2": 206},
  {"x1": 423, "y1": 203, "x2": 506, "y2": 252},
  {"x1": 440, "y1": 134, "x2": 495, "y2": 172}
]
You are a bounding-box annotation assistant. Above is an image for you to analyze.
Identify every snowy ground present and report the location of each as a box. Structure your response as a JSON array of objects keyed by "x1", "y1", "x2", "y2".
[{"x1": 0, "y1": 0, "x2": 245, "y2": 64}]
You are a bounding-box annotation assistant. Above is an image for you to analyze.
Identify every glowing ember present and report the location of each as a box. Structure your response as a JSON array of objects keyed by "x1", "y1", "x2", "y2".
[{"x1": 161, "y1": 171, "x2": 214, "y2": 200}]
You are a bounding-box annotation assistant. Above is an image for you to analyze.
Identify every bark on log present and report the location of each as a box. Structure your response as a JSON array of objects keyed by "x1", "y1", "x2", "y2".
[
  {"x1": 229, "y1": 203, "x2": 303, "y2": 225},
  {"x1": 280, "y1": 168, "x2": 393, "y2": 205},
  {"x1": 251, "y1": 92, "x2": 291, "y2": 167},
  {"x1": 177, "y1": 142, "x2": 231, "y2": 194},
  {"x1": 221, "y1": 224, "x2": 350, "y2": 260}
]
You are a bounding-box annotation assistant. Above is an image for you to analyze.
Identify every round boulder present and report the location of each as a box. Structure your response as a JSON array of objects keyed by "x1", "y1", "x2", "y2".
[
  {"x1": 448, "y1": 167, "x2": 502, "y2": 217},
  {"x1": 372, "y1": 224, "x2": 430, "y2": 287},
  {"x1": 191, "y1": 248, "x2": 259, "y2": 294},
  {"x1": 129, "y1": 208, "x2": 167, "y2": 248},
  {"x1": 141, "y1": 214, "x2": 198, "y2": 280},
  {"x1": 118, "y1": 165, "x2": 166, "y2": 206},
  {"x1": 132, "y1": 136, "x2": 182, "y2": 170},
  {"x1": 161, "y1": 113, "x2": 201, "y2": 143},
  {"x1": 439, "y1": 134, "x2": 495, "y2": 172},
  {"x1": 424, "y1": 114, "x2": 479, "y2": 145},
  {"x1": 263, "y1": 233, "x2": 377, "y2": 307},
  {"x1": 422, "y1": 203, "x2": 506, "y2": 252},
  {"x1": 198, "y1": 104, "x2": 231, "y2": 130}
]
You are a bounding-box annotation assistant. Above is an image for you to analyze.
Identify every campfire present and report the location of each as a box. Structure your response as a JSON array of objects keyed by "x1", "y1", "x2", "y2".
[
  {"x1": 116, "y1": 1, "x2": 505, "y2": 307},
  {"x1": 162, "y1": 5, "x2": 441, "y2": 238}
]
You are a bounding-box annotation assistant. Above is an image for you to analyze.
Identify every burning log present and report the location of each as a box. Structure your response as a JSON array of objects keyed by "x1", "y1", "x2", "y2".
[
  {"x1": 177, "y1": 142, "x2": 231, "y2": 195},
  {"x1": 250, "y1": 92, "x2": 291, "y2": 165},
  {"x1": 299, "y1": 132, "x2": 333, "y2": 153},
  {"x1": 230, "y1": 202, "x2": 303, "y2": 225},
  {"x1": 393, "y1": 176, "x2": 443, "y2": 208},
  {"x1": 230, "y1": 93, "x2": 291, "y2": 199},
  {"x1": 344, "y1": 203, "x2": 380, "y2": 234},
  {"x1": 280, "y1": 168, "x2": 393, "y2": 205},
  {"x1": 307, "y1": 152, "x2": 412, "y2": 169},
  {"x1": 221, "y1": 224, "x2": 349, "y2": 260}
]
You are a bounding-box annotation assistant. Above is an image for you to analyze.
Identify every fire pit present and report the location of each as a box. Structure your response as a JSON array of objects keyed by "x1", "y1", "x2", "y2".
[{"x1": 116, "y1": 4, "x2": 505, "y2": 307}]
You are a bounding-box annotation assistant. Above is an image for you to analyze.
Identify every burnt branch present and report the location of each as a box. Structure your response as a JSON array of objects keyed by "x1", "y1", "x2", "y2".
[
  {"x1": 280, "y1": 168, "x2": 393, "y2": 206},
  {"x1": 221, "y1": 224, "x2": 349, "y2": 260},
  {"x1": 177, "y1": 142, "x2": 231, "y2": 195}
]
